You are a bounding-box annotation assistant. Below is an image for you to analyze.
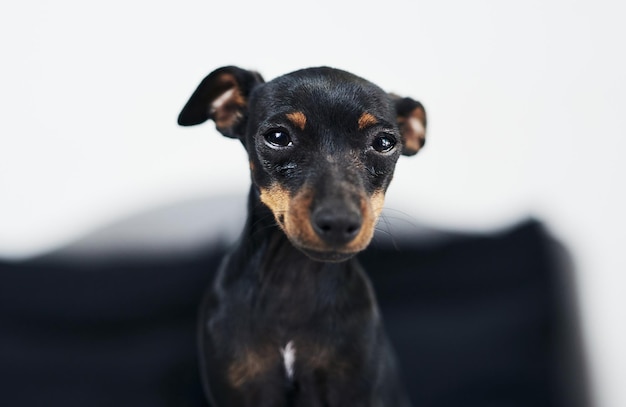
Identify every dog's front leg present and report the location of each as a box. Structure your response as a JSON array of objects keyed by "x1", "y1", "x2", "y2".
[
  {"x1": 238, "y1": 380, "x2": 291, "y2": 407},
  {"x1": 208, "y1": 374, "x2": 291, "y2": 407},
  {"x1": 206, "y1": 347, "x2": 292, "y2": 407}
]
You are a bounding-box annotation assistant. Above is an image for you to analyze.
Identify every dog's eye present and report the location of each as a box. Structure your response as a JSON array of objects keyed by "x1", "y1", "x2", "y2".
[
  {"x1": 372, "y1": 134, "x2": 396, "y2": 153},
  {"x1": 264, "y1": 130, "x2": 293, "y2": 148}
]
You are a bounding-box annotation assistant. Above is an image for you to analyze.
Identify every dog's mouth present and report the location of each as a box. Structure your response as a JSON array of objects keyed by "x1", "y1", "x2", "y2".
[
  {"x1": 297, "y1": 246, "x2": 359, "y2": 263},
  {"x1": 279, "y1": 205, "x2": 378, "y2": 263}
]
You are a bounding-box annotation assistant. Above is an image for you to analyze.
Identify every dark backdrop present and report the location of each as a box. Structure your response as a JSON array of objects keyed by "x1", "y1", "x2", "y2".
[{"x1": 0, "y1": 219, "x2": 590, "y2": 407}]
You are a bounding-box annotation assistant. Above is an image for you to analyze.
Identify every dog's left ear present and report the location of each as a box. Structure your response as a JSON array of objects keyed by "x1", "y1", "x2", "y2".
[
  {"x1": 178, "y1": 66, "x2": 264, "y2": 139},
  {"x1": 391, "y1": 96, "x2": 427, "y2": 156}
]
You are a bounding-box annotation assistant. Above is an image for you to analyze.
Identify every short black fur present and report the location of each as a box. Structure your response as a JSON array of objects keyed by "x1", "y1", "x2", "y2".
[{"x1": 178, "y1": 66, "x2": 427, "y2": 406}]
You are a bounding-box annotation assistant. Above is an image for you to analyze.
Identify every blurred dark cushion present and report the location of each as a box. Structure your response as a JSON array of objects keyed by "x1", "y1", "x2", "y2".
[{"x1": 0, "y1": 219, "x2": 588, "y2": 407}]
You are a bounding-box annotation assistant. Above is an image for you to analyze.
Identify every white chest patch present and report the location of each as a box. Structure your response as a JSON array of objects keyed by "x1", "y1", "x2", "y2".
[{"x1": 280, "y1": 341, "x2": 296, "y2": 380}]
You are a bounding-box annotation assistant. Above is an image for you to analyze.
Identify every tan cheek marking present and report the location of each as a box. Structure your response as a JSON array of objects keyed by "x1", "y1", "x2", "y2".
[
  {"x1": 284, "y1": 188, "x2": 328, "y2": 251},
  {"x1": 344, "y1": 190, "x2": 385, "y2": 253},
  {"x1": 358, "y1": 112, "x2": 378, "y2": 130},
  {"x1": 286, "y1": 111, "x2": 307, "y2": 130},
  {"x1": 267, "y1": 186, "x2": 386, "y2": 254},
  {"x1": 259, "y1": 185, "x2": 291, "y2": 226},
  {"x1": 371, "y1": 190, "x2": 386, "y2": 218}
]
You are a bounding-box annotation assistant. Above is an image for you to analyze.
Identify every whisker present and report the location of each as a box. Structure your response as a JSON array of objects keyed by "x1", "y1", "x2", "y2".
[
  {"x1": 377, "y1": 207, "x2": 423, "y2": 231},
  {"x1": 248, "y1": 213, "x2": 282, "y2": 239},
  {"x1": 376, "y1": 213, "x2": 400, "y2": 251}
]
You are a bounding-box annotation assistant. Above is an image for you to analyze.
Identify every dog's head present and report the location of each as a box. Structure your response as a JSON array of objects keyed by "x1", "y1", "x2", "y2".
[{"x1": 178, "y1": 66, "x2": 426, "y2": 262}]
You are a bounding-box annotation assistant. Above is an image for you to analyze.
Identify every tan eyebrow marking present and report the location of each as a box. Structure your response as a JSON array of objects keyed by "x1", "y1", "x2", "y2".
[
  {"x1": 358, "y1": 112, "x2": 378, "y2": 130},
  {"x1": 286, "y1": 111, "x2": 307, "y2": 130}
]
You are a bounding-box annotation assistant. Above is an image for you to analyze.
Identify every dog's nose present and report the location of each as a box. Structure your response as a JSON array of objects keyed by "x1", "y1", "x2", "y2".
[{"x1": 311, "y1": 207, "x2": 362, "y2": 246}]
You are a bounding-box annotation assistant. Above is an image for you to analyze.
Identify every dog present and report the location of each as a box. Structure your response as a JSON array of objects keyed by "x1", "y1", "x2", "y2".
[{"x1": 178, "y1": 66, "x2": 426, "y2": 406}]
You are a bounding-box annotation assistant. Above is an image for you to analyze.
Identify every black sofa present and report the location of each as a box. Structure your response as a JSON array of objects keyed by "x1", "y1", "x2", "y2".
[{"x1": 0, "y1": 196, "x2": 591, "y2": 407}]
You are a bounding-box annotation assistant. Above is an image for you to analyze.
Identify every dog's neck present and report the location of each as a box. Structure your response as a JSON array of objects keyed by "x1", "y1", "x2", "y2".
[{"x1": 225, "y1": 186, "x2": 372, "y2": 314}]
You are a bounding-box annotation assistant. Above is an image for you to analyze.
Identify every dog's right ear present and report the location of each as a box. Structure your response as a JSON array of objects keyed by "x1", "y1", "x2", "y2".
[
  {"x1": 177, "y1": 66, "x2": 264, "y2": 139},
  {"x1": 390, "y1": 94, "x2": 427, "y2": 156}
]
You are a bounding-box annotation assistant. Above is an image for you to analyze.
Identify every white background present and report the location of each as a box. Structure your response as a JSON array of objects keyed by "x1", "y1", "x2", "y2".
[{"x1": 1, "y1": 1, "x2": 624, "y2": 406}]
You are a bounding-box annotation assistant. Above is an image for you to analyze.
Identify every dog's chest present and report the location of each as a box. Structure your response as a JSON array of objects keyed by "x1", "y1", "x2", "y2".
[
  {"x1": 227, "y1": 335, "x2": 358, "y2": 390},
  {"x1": 280, "y1": 340, "x2": 296, "y2": 380},
  {"x1": 221, "y1": 280, "x2": 370, "y2": 388}
]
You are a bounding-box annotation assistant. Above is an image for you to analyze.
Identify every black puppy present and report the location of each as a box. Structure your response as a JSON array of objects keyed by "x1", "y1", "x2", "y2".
[{"x1": 178, "y1": 66, "x2": 426, "y2": 407}]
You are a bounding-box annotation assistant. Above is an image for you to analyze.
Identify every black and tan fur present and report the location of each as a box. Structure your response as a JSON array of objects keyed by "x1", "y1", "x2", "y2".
[{"x1": 178, "y1": 66, "x2": 426, "y2": 407}]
